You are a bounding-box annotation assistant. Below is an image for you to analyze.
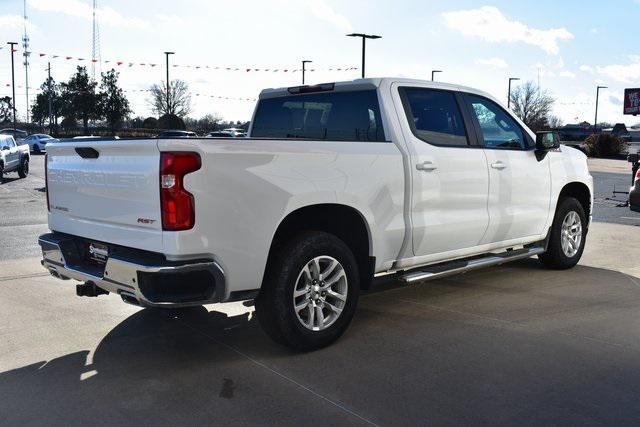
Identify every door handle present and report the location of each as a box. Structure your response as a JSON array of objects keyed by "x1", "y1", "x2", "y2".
[
  {"x1": 490, "y1": 161, "x2": 507, "y2": 170},
  {"x1": 416, "y1": 161, "x2": 438, "y2": 171}
]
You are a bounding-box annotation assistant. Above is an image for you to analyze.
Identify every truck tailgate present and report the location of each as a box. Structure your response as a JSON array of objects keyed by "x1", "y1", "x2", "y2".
[{"x1": 46, "y1": 139, "x2": 164, "y2": 252}]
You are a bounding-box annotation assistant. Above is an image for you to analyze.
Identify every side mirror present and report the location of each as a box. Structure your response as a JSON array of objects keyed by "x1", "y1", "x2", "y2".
[{"x1": 535, "y1": 131, "x2": 560, "y2": 151}]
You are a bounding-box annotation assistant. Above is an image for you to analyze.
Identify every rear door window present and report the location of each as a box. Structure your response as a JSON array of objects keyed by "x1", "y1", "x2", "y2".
[
  {"x1": 400, "y1": 87, "x2": 469, "y2": 146},
  {"x1": 251, "y1": 90, "x2": 386, "y2": 142}
]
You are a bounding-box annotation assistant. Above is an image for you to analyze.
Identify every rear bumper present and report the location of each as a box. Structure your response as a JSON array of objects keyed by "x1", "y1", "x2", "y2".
[{"x1": 38, "y1": 232, "x2": 225, "y2": 308}]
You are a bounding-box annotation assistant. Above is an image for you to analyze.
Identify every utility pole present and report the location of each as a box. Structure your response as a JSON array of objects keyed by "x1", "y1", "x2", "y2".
[
  {"x1": 594, "y1": 85, "x2": 607, "y2": 133},
  {"x1": 346, "y1": 33, "x2": 381, "y2": 78},
  {"x1": 47, "y1": 62, "x2": 53, "y2": 134},
  {"x1": 431, "y1": 70, "x2": 442, "y2": 81},
  {"x1": 23, "y1": 0, "x2": 30, "y2": 123},
  {"x1": 8, "y1": 42, "x2": 18, "y2": 129},
  {"x1": 164, "y1": 51, "x2": 174, "y2": 114},
  {"x1": 302, "y1": 60, "x2": 312, "y2": 85},
  {"x1": 507, "y1": 77, "x2": 520, "y2": 109}
]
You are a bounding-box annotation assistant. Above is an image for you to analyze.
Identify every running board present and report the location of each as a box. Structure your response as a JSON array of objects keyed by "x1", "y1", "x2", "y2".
[{"x1": 400, "y1": 246, "x2": 546, "y2": 284}]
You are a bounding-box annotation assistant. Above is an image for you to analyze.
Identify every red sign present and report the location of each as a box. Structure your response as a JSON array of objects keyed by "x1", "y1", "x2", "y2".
[{"x1": 624, "y1": 88, "x2": 640, "y2": 115}]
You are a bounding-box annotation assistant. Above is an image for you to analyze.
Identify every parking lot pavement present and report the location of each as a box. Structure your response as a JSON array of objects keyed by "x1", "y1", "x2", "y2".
[{"x1": 2, "y1": 155, "x2": 640, "y2": 424}]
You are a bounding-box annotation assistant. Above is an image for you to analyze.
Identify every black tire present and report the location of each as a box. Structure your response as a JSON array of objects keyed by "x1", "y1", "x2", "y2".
[
  {"x1": 18, "y1": 157, "x2": 28, "y2": 178},
  {"x1": 33, "y1": 145, "x2": 41, "y2": 154},
  {"x1": 539, "y1": 197, "x2": 587, "y2": 269},
  {"x1": 255, "y1": 231, "x2": 359, "y2": 351},
  {"x1": 0, "y1": 162, "x2": 4, "y2": 183}
]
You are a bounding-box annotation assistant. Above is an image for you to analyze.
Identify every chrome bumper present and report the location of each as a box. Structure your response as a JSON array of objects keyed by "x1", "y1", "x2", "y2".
[{"x1": 39, "y1": 232, "x2": 225, "y2": 308}]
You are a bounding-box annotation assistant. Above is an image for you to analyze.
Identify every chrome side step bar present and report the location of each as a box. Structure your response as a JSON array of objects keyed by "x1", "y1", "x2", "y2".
[{"x1": 400, "y1": 246, "x2": 546, "y2": 284}]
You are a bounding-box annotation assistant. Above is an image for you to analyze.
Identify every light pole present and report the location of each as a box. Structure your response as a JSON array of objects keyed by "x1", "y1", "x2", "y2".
[
  {"x1": 7, "y1": 42, "x2": 17, "y2": 129},
  {"x1": 594, "y1": 85, "x2": 607, "y2": 133},
  {"x1": 431, "y1": 70, "x2": 442, "y2": 81},
  {"x1": 302, "y1": 60, "x2": 312, "y2": 85},
  {"x1": 507, "y1": 77, "x2": 520, "y2": 109},
  {"x1": 47, "y1": 62, "x2": 52, "y2": 134},
  {"x1": 164, "y1": 51, "x2": 174, "y2": 113},
  {"x1": 346, "y1": 33, "x2": 381, "y2": 78}
]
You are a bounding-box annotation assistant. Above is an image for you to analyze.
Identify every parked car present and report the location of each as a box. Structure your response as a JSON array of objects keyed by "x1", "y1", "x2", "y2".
[
  {"x1": 157, "y1": 130, "x2": 197, "y2": 138},
  {"x1": 205, "y1": 131, "x2": 236, "y2": 138},
  {"x1": 0, "y1": 128, "x2": 28, "y2": 141},
  {"x1": 39, "y1": 78, "x2": 593, "y2": 350},
  {"x1": 0, "y1": 135, "x2": 29, "y2": 182},
  {"x1": 24, "y1": 134, "x2": 58, "y2": 153}
]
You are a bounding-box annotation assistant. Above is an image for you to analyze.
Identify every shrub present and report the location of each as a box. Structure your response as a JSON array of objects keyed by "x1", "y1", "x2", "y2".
[
  {"x1": 142, "y1": 117, "x2": 158, "y2": 129},
  {"x1": 60, "y1": 117, "x2": 78, "y2": 130},
  {"x1": 158, "y1": 114, "x2": 185, "y2": 130},
  {"x1": 583, "y1": 133, "x2": 626, "y2": 158}
]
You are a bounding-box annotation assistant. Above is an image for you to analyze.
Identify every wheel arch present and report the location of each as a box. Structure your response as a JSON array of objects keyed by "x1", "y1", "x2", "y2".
[
  {"x1": 558, "y1": 181, "x2": 591, "y2": 226},
  {"x1": 266, "y1": 203, "x2": 375, "y2": 290}
]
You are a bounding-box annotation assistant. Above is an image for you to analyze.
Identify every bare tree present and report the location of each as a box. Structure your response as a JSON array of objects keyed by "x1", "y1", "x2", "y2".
[
  {"x1": 509, "y1": 81, "x2": 555, "y2": 132},
  {"x1": 547, "y1": 115, "x2": 563, "y2": 129},
  {"x1": 148, "y1": 80, "x2": 192, "y2": 117}
]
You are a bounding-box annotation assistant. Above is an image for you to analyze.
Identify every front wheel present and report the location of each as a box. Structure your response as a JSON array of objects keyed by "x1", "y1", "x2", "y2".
[
  {"x1": 539, "y1": 197, "x2": 587, "y2": 269},
  {"x1": 255, "y1": 231, "x2": 359, "y2": 351},
  {"x1": 17, "y1": 157, "x2": 28, "y2": 178}
]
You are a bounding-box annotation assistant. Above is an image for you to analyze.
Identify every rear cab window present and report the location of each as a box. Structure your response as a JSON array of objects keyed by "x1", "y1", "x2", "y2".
[{"x1": 251, "y1": 89, "x2": 386, "y2": 142}]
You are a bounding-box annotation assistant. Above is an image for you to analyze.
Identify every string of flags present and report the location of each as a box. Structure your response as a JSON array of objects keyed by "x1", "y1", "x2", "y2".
[
  {"x1": 1, "y1": 84, "x2": 257, "y2": 102},
  {"x1": 0, "y1": 44, "x2": 358, "y2": 74}
]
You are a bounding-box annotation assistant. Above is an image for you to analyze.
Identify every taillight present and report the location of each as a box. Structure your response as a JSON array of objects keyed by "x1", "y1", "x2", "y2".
[
  {"x1": 160, "y1": 152, "x2": 201, "y2": 231},
  {"x1": 635, "y1": 168, "x2": 640, "y2": 183},
  {"x1": 45, "y1": 153, "x2": 50, "y2": 211}
]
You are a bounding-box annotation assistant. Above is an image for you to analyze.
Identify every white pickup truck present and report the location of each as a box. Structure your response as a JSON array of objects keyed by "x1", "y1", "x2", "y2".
[
  {"x1": 0, "y1": 135, "x2": 30, "y2": 181},
  {"x1": 39, "y1": 78, "x2": 593, "y2": 350}
]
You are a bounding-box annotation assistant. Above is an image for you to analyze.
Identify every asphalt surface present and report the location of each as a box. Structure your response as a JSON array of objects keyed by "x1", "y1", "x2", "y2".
[{"x1": 2, "y1": 154, "x2": 640, "y2": 425}]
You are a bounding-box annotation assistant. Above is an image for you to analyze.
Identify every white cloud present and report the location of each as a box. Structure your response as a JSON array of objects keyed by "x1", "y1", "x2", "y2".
[
  {"x1": 476, "y1": 57, "x2": 508, "y2": 68},
  {"x1": 579, "y1": 64, "x2": 594, "y2": 73},
  {"x1": 28, "y1": 0, "x2": 148, "y2": 28},
  {"x1": 596, "y1": 56, "x2": 640, "y2": 83},
  {"x1": 441, "y1": 6, "x2": 573, "y2": 55},
  {"x1": 0, "y1": 14, "x2": 36, "y2": 31},
  {"x1": 559, "y1": 70, "x2": 576, "y2": 78},
  {"x1": 308, "y1": 0, "x2": 352, "y2": 32}
]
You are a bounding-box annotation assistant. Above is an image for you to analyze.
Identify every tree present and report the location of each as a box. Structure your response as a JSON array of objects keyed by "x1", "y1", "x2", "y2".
[
  {"x1": 547, "y1": 115, "x2": 563, "y2": 129},
  {"x1": 97, "y1": 69, "x2": 131, "y2": 131},
  {"x1": 197, "y1": 113, "x2": 223, "y2": 131},
  {"x1": 509, "y1": 81, "x2": 555, "y2": 132},
  {"x1": 31, "y1": 76, "x2": 62, "y2": 129},
  {"x1": 60, "y1": 66, "x2": 100, "y2": 134},
  {"x1": 148, "y1": 80, "x2": 192, "y2": 117},
  {"x1": 0, "y1": 97, "x2": 12, "y2": 123},
  {"x1": 142, "y1": 117, "x2": 158, "y2": 129},
  {"x1": 158, "y1": 113, "x2": 185, "y2": 130}
]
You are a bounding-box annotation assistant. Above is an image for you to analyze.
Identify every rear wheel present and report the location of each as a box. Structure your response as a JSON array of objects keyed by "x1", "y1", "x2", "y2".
[
  {"x1": 18, "y1": 157, "x2": 28, "y2": 178},
  {"x1": 256, "y1": 231, "x2": 359, "y2": 351},
  {"x1": 0, "y1": 162, "x2": 4, "y2": 183},
  {"x1": 539, "y1": 197, "x2": 587, "y2": 269}
]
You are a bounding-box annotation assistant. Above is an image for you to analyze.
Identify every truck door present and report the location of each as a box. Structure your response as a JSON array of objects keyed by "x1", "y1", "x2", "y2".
[
  {"x1": 393, "y1": 84, "x2": 490, "y2": 258},
  {"x1": 462, "y1": 94, "x2": 551, "y2": 244}
]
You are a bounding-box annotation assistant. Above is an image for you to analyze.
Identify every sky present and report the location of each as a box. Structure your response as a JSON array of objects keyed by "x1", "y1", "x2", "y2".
[{"x1": 0, "y1": 0, "x2": 638, "y2": 126}]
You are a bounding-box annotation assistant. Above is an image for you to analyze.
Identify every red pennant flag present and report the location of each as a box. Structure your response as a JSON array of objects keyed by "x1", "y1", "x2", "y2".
[
  {"x1": 104, "y1": 60, "x2": 110, "y2": 63},
  {"x1": 150, "y1": 64, "x2": 157, "y2": 67},
  {"x1": 66, "y1": 56, "x2": 72, "y2": 60},
  {"x1": 283, "y1": 69, "x2": 288, "y2": 72},
  {"x1": 78, "y1": 58, "x2": 85, "y2": 61},
  {"x1": 116, "y1": 61, "x2": 123, "y2": 66},
  {"x1": 52, "y1": 55, "x2": 59, "y2": 58},
  {"x1": 91, "y1": 58, "x2": 97, "y2": 63},
  {"x1": 128, "y1": 63, "x2": 134, "y2": 67},
  {"x1": 39, "y1": 53, "x2": 46, "y2": 57},
  {"x1": 246, "y1": 68, "x2": 251, "y2": 72},
  {"x1": 139, "y1": 63, "x2": 145, "y2": 66}
]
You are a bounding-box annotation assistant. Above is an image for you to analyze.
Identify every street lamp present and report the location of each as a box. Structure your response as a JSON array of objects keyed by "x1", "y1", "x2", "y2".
[
  {"x1": 302, "y1": 60, "x2": 312, "y2": 85},
  {"x1": 507, "y1": 77, "x2": 520, "y2": 109},
  {"x1": 164, "y1": 51, "x2": 174, "y2": 112},
  {"x1": 346, "y1": 33, "x2": 381, "y2": 79},
  {"x1": 431, "y1": 70, "x2": 442, "y2": 81},
  {"x1": 594, "y1": 85, "x2": 607, "y2": 133},
  {"x1": 7, "y1": 42, "x2": 17, "y2": 129}
]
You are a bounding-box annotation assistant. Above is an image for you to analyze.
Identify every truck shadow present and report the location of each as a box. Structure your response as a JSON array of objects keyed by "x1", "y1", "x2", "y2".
[{"x1": 2, "y1": 261, "x2": 640, "y2": 424}]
